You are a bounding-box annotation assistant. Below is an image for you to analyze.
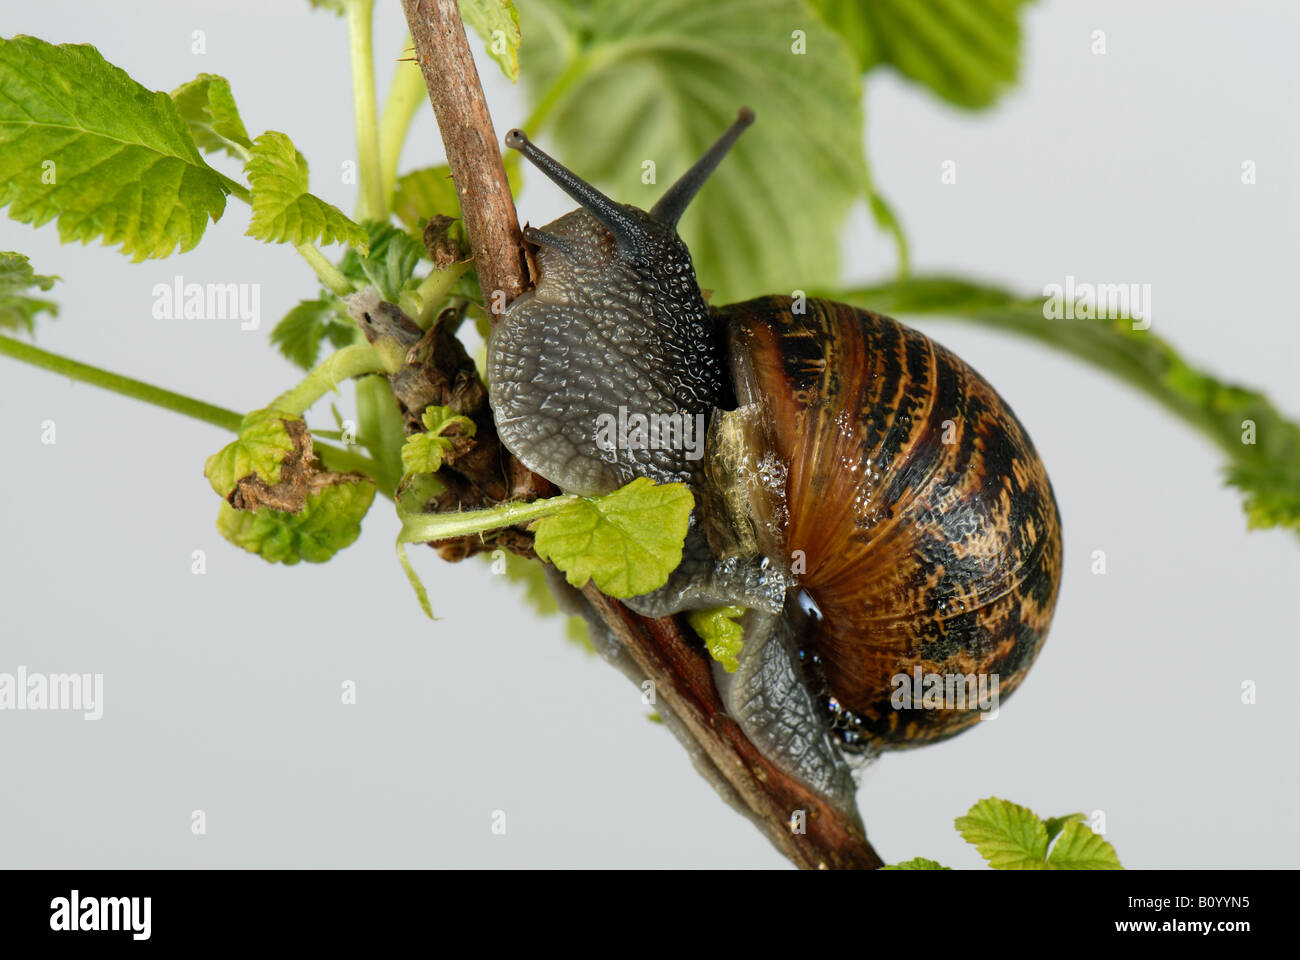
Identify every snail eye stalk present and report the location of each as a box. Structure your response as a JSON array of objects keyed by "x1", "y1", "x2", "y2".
[
  {"x1": 505, "y1": 128, "x2": 642, "y2": 249},
  {"x1": 650, "y1": 107, "x2": 755, "y2": 227}
]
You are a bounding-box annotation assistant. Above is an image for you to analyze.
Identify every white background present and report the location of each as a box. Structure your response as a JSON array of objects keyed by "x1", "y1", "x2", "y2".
[{"x1": 1, "y1": 0, "x2": 1297, "y2": 868}]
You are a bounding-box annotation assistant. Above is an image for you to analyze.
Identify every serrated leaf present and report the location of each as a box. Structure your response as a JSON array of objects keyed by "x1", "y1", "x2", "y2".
[
  {"x1": 0, "y1": 251, "x2": 59, "y2": 334},
  {"x1": 461, "y1": 0, "x2": 522, "y2": 81},
  {"x1": 955, "y1": 797, "x2": 1049, "y2": 870},
  {"x1": 842, "y1": 275, "x2": 1300, "y2": 538},
  {"x1": 1047, "y1": 821, "x2": 1124, "y2": 870},
  {"x1": 245, "y1": 131, "x2": 367, "y2": 251},
  {"x1": 171, "y1": 73, "x2": 252, "y2": 159},
  {"x1": 881, "y1": 857, "x2": 951, "y2": 870},
  {"x1": 204, "y1": 408, "x2": 301, "y2": 497},
  {"x1": 400, "y1": 432, "x2": 452, "y2": 475},
  {"x1": 217, "y1": 477, "x2": 375, "y2": 564},
  {"x1": 270, "y1": 298, "x2": 338, "y2": 370},
  {"x1": 811, "y1": 0, "x2": 1035, "y2": 109},
  {"x1": 686, "y1": 605, "x2": 745, "y2": 673},
  {"x1": 0, "y1": 36, "x2": 228, "y2": 260},
  {"x1": 401, "y1": 405, "x2": 477, "y2": 475},
  {"x1": 531, "y1": 477, "x2": 693, "y2": 598},
  {"x1": 1043, "y1": 812, "x2": 1086, "y2": 847},
  {"x1": 517, "y1": 0, "x2": 867, "y2": 303},
  {"x1": 338, "y1": 220, "x2": 425, "y2": 301}
]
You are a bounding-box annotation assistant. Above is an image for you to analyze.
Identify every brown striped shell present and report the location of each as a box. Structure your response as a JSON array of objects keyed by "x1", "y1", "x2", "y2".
[{"x1": 721, "y1": 295, "x2": 1063, "y2": 751}]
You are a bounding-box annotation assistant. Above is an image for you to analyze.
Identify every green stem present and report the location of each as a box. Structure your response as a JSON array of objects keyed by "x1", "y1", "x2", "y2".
[
  {"x1": 399, "y1": 493, "x2": 578, "y2": 544},
  {"x1": 295, "y1": 243, "x2": 354, "y2": 297},
  {"x1": 346, "y1": 0, "x2": 386, "y2": 221},
  {"x1": 217, "y1": 172, "x2": 252, "y2": 204},
  {"x1": 0, "y1": 334, "x2": 391, "y2": 496},
  {"x1": 379, "y1": 39, "x2": 429, "y2": 205},
  {"x1": 271, "y1": 342, "x2": 393, "y2": 416},
  {"x1": 415, "y1": 260, "x2": 472, "y2": 325},
  {"x1": 316, "y1": 442, "x2": 390, "y2": 491},
  {"x1": 0, "y1": 333, "x2": 243, "y2": 431},
  {"x1": 520, "y1": 56, "x2": 591, "y2": 134}
]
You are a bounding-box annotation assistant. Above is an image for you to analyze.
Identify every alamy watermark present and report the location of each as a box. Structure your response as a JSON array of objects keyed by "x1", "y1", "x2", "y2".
[
  {"x1": 50, "y1": 891, "x2": 150, "y2": 940},
  {"x1": 152, "y1": 275, "x2": 261, "y2": 330},
  {"x1": 594, "y1": 406, "x2": 706, "y2": 462},
  {"x1": 1043, "y1": 275, "x2": 1151, "y2": 330},
  {"x1": 0, "y1": 666, "x2": 103, "y2": 719},
  {"x1": 891, "y1": 667, "x2": 1000, "y2": 717}
]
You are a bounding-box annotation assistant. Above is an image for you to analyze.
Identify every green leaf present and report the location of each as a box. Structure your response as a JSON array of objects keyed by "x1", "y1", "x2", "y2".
[
  {"x1": 307, "y1": 0, "x2": 345, "y2": 13},
  {"x1": 532, "y1": 477, "x2": 694, "y2": 598},
  {"x1": 339, "y1": 220, "x2": 425, "y2": 301},
  {"x1": 1047, "y1": 821, "x2": 1124, "y2": 870},
  {"x1": 461, "y1": 0, "x2": 523, "y2": 81},
  {"x1": 401, "y1": 405, "x2": 477, "y2": 474},
  {"x1": 686, "y1": 605, "x2": 745, "y2": 673},
  {"x1": 0, "y1": 251, "x2": 59, "y2": 335},
  {"x1": 841, "y1": 275, "x2": 1300, "y2": 538},
  {"x1": 810, "y1": 0, "x2": 1035, "y2": 109},
  {"x1": 517, "y1": 0, "x2": 867, "y2": 303},
  {"x1": 204, "y1": 408, "x2": 301, "y2": 497},
  {"x1": 170, "y1": 74, "x2": 253, "y2": 159},
  {"x1": 1043, "y1": 812, "x2": 1086, "y2": 847},
  {"x1": 245, "y1": 131, "x2": 368, "y2": 252},
  {"x1": 217, "y1": 477, "x2": 375, "y2": 564},
  {"x1": 270, "y1": 298, "x2": 337, "y2": 371},
  {"x1": 955, "y1": 797, "x2": 1049, "y2": 870},
  {"x1": 881, "y1": 857, "x2": 952, "y2": 870},
  {"x1": 392, "y1": 165, "x2": 461, "y2": 235},
  {"x1": 0, "y1": 36, "x2": 228, "y2": 260}
]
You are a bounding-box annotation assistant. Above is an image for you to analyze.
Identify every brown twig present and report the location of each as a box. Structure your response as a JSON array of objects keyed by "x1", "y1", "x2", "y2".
[
  {"x1": 399, "y1": 0, "x2": 883, "y2": 870},
  {"x1": 400, "y1": 0, "x2": 528, "y2": 313}
]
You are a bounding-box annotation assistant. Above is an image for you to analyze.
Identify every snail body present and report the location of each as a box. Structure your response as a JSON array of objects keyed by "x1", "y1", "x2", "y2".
[{"x1": 488, "y1": 111, "x2": 1062, "y2": 806}]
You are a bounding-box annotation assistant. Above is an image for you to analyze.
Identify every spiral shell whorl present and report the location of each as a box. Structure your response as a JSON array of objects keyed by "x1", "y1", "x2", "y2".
[{"x1": 722, "y1": 296, "x2": 1063, "y2": 750}]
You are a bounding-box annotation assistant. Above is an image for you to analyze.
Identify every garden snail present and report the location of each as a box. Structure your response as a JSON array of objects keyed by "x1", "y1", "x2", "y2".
[{"x1": 488, "y1": 109, "x2": 1063, "y2": 813}]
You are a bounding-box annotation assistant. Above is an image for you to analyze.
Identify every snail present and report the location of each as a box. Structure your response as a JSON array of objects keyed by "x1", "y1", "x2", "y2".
[{"x1": 487, "y1": 109, "x2": 1063, "y2": 815}]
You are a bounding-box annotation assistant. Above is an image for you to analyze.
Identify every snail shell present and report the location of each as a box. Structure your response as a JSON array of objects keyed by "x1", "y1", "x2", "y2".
[{"x1": 723, "y1": 295, "x2": 1063, "y2": 749}]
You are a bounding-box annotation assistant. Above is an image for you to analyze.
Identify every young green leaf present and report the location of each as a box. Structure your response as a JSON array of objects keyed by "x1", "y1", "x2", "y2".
[
  {"x1": 245, "y1": 131, "x2": 368, "y2": 252},
  {"x1": 460, "y1": 0, "x2": 522, "y2": 81},
  {"x1": 339, "y1": 221, "x2": 426, "y2": 301},
  {"x1": 171, "y1": 74, "x2": 253, "y2": 159},
  {"x1": 1046, "y1": 820, "x2": 1124, "y2": 870},
  {"x1": 881, "y1": 857, "x2": 952, "y2": 870},
  {"x1": 0, "y1": 251, "x2": 59, "y2": 335},
  {"x1": 686, "y1": 606, "x2": 745, "y2": 673},
  {"x1": 204, "y1": 408, "x2": 302, "y2": 497},
  {"x1": 270, "y1": 298, "x2": 343, "y2": 371},
  {"x1": 217, "y1": 477, "x2": 375, "y2": 564},
  {"x1": 400, "y1": 405, "x2": 477, "y2": 475},
  {"x1": 531, "y1": 477, "x2": 694, "y2": 598},
  {"x1": 811, "y1": 0, "x2": 1035, "y2": 109},
  {"x1": 955, "y1": 797, "x2": 1049, "y2": 870},
  {"x1": 1043, "y1": 812, "x2": 1086, "y2": 847},
  {"x1": 842, "y1": 275, "x2": 1300, "y2": 539},
  {"x1": 0, "y1": 36, "x2": 228, "y2": 260},
  {"x1": 392, "y1": 166, "x2": 460, "y2": 235},
  {"x1": 517, "y1": 0, "x2": 867, "y2": 304}
]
